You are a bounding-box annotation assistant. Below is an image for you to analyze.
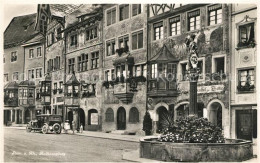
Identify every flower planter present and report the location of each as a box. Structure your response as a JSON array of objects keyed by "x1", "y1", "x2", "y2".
[{"x1": 140, "y1": 136, "x2": 253, "y2": 162}]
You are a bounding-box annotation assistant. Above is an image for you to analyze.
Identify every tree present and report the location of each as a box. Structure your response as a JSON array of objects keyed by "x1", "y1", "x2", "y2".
[{"x1": 143, "y1": 111, "x2": 153, "y2": 135}]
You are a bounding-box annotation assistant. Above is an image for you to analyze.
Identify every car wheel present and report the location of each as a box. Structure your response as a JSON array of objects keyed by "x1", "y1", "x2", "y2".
[
  {"x1": 26, "y1": 125, "x2": 32, "y2": 132},
  {"x1": 53, "y1": 123, "x2": 61, "y2": 134},
  {"x1": 42, "y1": 125, "x2": 48, "y2": 134}
]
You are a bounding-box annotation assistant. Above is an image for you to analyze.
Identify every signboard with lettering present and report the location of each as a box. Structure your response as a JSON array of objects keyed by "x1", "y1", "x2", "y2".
[
  {"x1": 91, "y1": 113, "x2": 99, "y2": 125},
  {"x1": 197, "y1": 85, "x2": 225, "y2": 94}
]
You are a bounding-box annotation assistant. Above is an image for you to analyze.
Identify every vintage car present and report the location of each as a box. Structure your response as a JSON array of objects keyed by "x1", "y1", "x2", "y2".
[{"x1": 26, "y1": 114, "x2": 62, "y2": 134}]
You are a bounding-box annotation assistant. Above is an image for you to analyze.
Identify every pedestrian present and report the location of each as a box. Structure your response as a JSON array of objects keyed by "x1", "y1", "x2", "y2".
[
  {"x1": 80, "y1": 124, "x2": 83, "y2": 133},
  {"x1": 72, "y1": 120, "x2": 75, "y2": 134}
]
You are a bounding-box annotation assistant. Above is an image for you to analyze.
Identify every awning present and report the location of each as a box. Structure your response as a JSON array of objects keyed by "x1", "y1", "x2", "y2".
[
  {"x1": 113, "y1": 54, "x2": 134, "y2": 66},
  {"x1": 4, "y1": 81, "x2": 19, "y2": 89},
  {"x1": 149, "y1": 44, "x2": 179, "y2": 63}
]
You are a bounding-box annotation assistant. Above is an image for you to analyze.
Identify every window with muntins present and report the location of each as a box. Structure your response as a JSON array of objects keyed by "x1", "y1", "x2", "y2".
[
  {"x1": 188, "y1": 10, "x2": 200, "y2": 31},
  {"x1": 70, "y1": 34, "x2": 77, "y2": 46},
  {"x1": 154, "y1": 22, "x2": 164, "y2": 40},
  {"x1": 119, "y1": 35, "x2": 129, "y2": 49},
  {"x1": 36, "y1": 68, "x2": 42, "y2": 78},
  {"x1": 106, "y1": 39, "x2": 116, "y2": 56},
  {"x1": 11, "y1": 52, "x2": 17, "y2": 62},
  {"x1": 37, "y1": 47, "x2": 42, "y2": 57},
  {"x1": 132, "y1": 31, "x2": 143, "y2": 50},
  {"x1": 105, "y1": 108, "x2": 114, "y2": 122},
  {"x1": 129, "y1": 107, "x2": 139, "y2": 123},
  {"x1": 91, "y1": 52, "x2": 99, "y2": 69},
  {"x1": 151, "y1": 63, "x2": 158, "y2": 78},
  {"x1": 68, "y1": 58, "x2": 75, "y2": 73},
  {"x1": 208, "y1": 4, "x2": 222, "y2": 26},
  {"x1": 86, "y1": 27, "x2": 98, "y2": 40},
  {"x1": 78, "y1": 54, "x2": 88, "y2": 72},
  {"x1": 132, "y1": 4, "x2": 142, "y2": 16},
  {"x1": 13, "y1": 72, "x2": 19, "y2": 81},
  {"x1": 107, "y1": 8, "x2": 116, "y2": 26},
  {"x1": 238, "y1": 23, "x2": 255, "y2": 47},
  {"x1": 170, "y1": 16, "x2": 181, "y2": 36},
  {"x1": 29, "y1": 49, "x2": 34, "y2": 58},
  {"x1": 238, "y1": 69, "x2": 255, "y2": 92},
  {"x1": 119, "y1": 4, "x2": 129, "y2": 21},
  {"x1": 28, "y1": 69, "x2": 34, "y2": 80}
]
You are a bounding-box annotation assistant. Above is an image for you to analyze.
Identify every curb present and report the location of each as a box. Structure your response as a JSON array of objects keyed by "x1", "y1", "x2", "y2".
[{"x1": 5, "y1": 127, "x2": 140, "y2": 143}]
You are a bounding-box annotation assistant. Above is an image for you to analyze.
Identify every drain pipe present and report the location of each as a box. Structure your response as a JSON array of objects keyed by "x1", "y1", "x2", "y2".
[{"x1": 228, "y1": 4, "x2": 232, "y2": 139}]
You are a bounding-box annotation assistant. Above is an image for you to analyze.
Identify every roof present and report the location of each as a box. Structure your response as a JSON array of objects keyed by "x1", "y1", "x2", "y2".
[
  {"x1": 149, "y1": 44, "x2": 179, "y2": 63},
  {"x1": 50, "y1": 4, "x2": 83, "y2": 17},
  {"x1": 65, "y1": 4, "x2": 102, "y2": 29},
  {"x1": 65, "y1": 73, "x2": 80, "y2": 85},
  {"x1": 22, "y1": 33, "x2": 45, "y2": 46},
  {"x1": 4, "y1": 13, "x2": 38, "y2": 48},
  {"x1": 4, "y1": 81, "x2": 19, "y2": 89},
  {"x1": 19, "y1": 80, "x2": 35, "y2": 87}
]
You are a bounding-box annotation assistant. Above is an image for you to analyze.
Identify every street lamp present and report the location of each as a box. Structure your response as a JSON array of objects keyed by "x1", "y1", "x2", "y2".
[{"x1": 185, "y1": 34, "x2": 199, "y2": 116}]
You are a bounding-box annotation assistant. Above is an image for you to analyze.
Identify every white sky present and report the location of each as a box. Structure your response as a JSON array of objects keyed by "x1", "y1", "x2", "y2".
[{"x1": 3, "y1": 4, "x2": 37, "y2": 31}]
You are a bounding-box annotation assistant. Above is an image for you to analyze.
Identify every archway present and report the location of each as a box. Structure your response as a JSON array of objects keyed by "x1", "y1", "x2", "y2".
[
  {"x1": 24, "y1": 109, "x2": 30, "y2": 124},
  {"x1": 68, "y1": 111, "x2": 73, "y2": 127},
  {"x1": 208, "y1": 101, "x2": 223, "y2": 128},
  {"x1": 78, "y1": 108, "x2": 85, "y2": 129},
  {"x1": 156, "y1": 106, "x2": 168, "y2": 133},
  {"x1": 176, "y1": 103, "x2": 189, "y2": 120},
  {"x1": 88, "y1": 109, "x2": 98, "y2": 125},
  {"x1": 16, "y1": 110, "x2": 20, "y2": 124},
  {"x1": 117, "y1": 107, "x2": 126, "y2": 130}
]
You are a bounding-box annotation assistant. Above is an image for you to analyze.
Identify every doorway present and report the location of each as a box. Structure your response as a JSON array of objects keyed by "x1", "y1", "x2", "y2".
[
  {"x1": 157, "y1": 106, "x2": 168, "y2": 133},
  {"x1": 117, "y1": 107, "x2": 126, "y2": 130},
  {"x1": 24, "y1": 109, "x2": 30, "y2": 124},
  {"x1": 78, "y1": 108, "x2": 85, "y2": 129},
  {"x1": 236, "y1": 110, "x2": 252, "y2": 140},
  {"x1": 68, "y1": 111, "x2": 73, "y2": 127}
]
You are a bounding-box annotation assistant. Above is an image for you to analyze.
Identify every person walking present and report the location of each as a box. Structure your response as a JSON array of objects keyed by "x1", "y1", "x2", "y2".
[{"x1": 80, "y1": 124, "x2": 83, "y2": 133}]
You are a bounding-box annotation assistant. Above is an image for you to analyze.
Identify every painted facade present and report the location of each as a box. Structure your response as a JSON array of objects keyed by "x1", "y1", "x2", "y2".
[
  {"x1": 63, "y1": 5, "x2": 103, "y2": 131},
  {"x1": 101, "y1": 4, "x2": 148, "y2": 133},
  {"x1": 146, "y1": 4, "x2": 231, "y2": 137},
  {"x1": 230, "y1": 4, "x2": 257, "y2": 151}
]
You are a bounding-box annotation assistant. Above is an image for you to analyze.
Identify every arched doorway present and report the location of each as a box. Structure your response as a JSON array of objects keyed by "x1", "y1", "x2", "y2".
[
  {"x1": 176, "y1": 104, "x2": 189, "y2": 120},
  {"x1": 24, "y1": 109, "x2": 30, "y2": 124},
  {"x1": 157, "y1": 106, "x2": 168, "y2": 133},
  {"x1": 88, "y1": 109, "x2": 98, "y2": 125},
  {"x1": 198, "y1": 102, "x2": 204, "y2": 118},
  {"x1": 117, "y1": 107, "x2": 126, "y2": 130},
  {"x1": 78, "y1": 108, "x2": 85, "y2": 129},
  {"x1": 208, "y1": 102, "x2": 222, "y2": 128},
  {"x1": 68, "y1": 111, "x2": 73, "y2": 127}
]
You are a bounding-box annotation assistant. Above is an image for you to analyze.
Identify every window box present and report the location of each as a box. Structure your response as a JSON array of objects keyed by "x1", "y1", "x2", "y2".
[
  {"x1": 58, "y1": 89, "x2": 63, "y2": 94},
  {"x1": 53, "y1": 89, "x2": 57, "y2": 94},
  {"x1": 116, "y1": 46, "x2": 129, "y2": 56}
]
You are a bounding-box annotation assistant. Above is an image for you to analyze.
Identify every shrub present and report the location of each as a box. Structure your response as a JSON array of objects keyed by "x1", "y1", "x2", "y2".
[
  {"x1": 158, "y1": 116, "x2": 225, "y2": 143},
  {"x1": 143, "y1": 111, "x2": 153, "y2": 135}
]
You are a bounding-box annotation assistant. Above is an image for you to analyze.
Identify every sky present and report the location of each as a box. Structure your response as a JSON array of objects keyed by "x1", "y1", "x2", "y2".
[{"x1": 3, "y1": 4, "x2": 37, "y2": 31}]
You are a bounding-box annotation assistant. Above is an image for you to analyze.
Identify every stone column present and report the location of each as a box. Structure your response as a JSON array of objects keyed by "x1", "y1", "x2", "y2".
[
  {"x1": 14, "y1": 110, "x2": 18, "y2": 124},
  {"x1": 10, "y1": 110, "x2": 13, "y2": 122},
  {"x1": 189, "y1": 69, "x2": 198, "y2": 116},
  {"x1": 22, "y1": 109, "x2": 25, "y2": 124}
]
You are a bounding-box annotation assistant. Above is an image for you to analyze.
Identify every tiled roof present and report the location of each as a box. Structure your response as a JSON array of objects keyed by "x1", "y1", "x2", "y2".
[
  {"x1": 4, "y1": 13, "x2": 38, "y2": 48},
  {"x1": 149, "y1": 44, "x2": 179, "y2": 62},
  {"x1": 50, "y1": 4, "x2": 83, "y2": 17},
  {"x1": 4, "y1": 81, "x2": 19, "y2": 89},
  {"x1": 22, "y1": 33, "x2": 45, "y2": 46},
  {"x1": 19, "y1": 80, "x2": 35, "y2": 87}
]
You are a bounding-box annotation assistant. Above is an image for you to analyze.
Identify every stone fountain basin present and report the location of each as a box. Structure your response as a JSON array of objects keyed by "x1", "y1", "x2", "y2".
[{"x1": 140, "y1": 136, "x2": 253, "y2": 162}]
